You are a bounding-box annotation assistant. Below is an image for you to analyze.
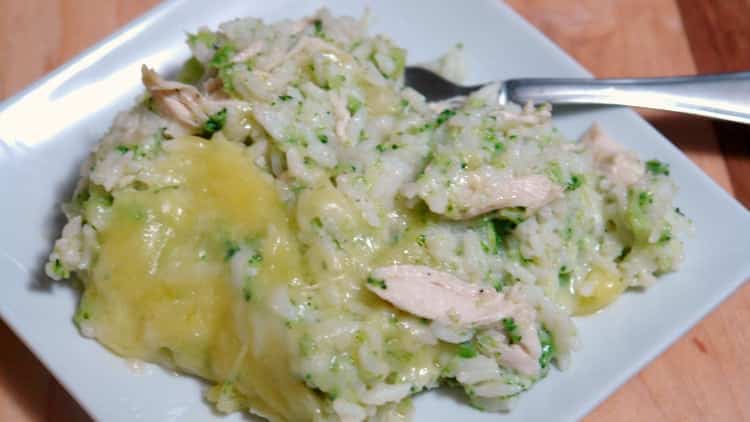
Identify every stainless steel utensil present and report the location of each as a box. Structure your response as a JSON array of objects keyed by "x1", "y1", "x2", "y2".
[{"x1": 404, "y1": 67, "x2": 750, "y2": 124}]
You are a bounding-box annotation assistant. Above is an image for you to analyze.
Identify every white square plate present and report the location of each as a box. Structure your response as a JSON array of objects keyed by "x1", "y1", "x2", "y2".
[{"x1": 1, "y1": 0, "x2": 749, "y2": 420}]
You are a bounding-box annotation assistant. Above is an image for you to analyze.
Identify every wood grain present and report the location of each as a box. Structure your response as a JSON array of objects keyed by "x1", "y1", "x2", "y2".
[
  {"x1": 0, "y1": 3, "x2": 162, "y2": 421},
  {"x1": 676, "y1": 0, "x2": 750, "y2": 208},
  {"x1": 507, "y1": 1, "x2": 750, "y2": 421},
  {"x1": 1, "y1": 1, "x2": 748, "y2": 421}
]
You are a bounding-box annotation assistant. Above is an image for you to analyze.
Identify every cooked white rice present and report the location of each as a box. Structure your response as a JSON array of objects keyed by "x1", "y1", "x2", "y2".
[{"x1": 46, "y1": 8, "x2": 688, "y2": 421}]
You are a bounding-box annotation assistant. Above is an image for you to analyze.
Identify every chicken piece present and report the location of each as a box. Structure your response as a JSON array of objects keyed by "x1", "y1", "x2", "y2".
[
  {"x1": 330, "y1": 92, "x2": 350, "y2": 143},
  {"x1": 581, "y1": 123, "x2": 644, "y2": 186},
  {"x1": 367, "y1": 265, "x2": 529, "y2": 327},
  {"x1": 446, "y1": 172, "x2": 563, "y2": 220},
  {"x1": 495, "y1": 342, "x2": 539, "y2": 377},
  {"x1": 367, "y1": 265, "x2": 543, "y2": 376},
  {"x1": 141, "y1": 65, "x2": 208, "y2": 129}
]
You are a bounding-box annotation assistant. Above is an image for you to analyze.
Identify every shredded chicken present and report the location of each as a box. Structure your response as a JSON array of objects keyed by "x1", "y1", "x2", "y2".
[
  {"x1": 495, "y1": 342, "x2": 539, "y2": 377},
  {"x1": 141, "y1": 65, "x2": 208, "y2": 130},
  {"x1": 367, "y1": 265, "x2": 542, "y2": 376},
  {"x1": 368, "y1": 265, "x2": 527, "y2": 326},
  {"x1": 330, "y1": 92, "x2": 351, "y2": 143},
  {"x1": 447, "y1": 172, "x2": 563, "y2": 220},
  {"x1": 581, "y1": 123, "x2": 644, "y2": 185}
]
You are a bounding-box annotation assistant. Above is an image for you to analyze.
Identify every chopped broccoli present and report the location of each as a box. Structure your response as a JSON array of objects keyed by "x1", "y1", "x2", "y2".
[
  {"x1": 224, "y1": 240, "x2": 240, "y2": 261},
  {"x1": 435, "y1": 109, "x2": 456, "y2": 126},
  {"x1": 538, "y1": 326, "x2": 555, "y2": 370},
  {"x1": 658, "y1": 226, "x2": 672, "y2": 243},
  {"x1": 615, "y1": 246, "x2": 632, "y2": 263},
  {"x1": 201, "y1": 108, "x2": 227, "y2": 138},
  {"x1": 313, "y1": 19, "x2": 324, "y2": 36},
  {"x1": 646, "y1": 159, "x2": 670, "y2": 176},
  {"x1": 52, "y1": 259, "x2": 70, "y2": 279},
  {"x1": 502, "y1": 317, "x2": 522, "y2": 344},
  {"x1": 210, "y1": 45, "x2": 235, "y2": 68},
  {"x1": 208, "y1": 44, "x2": 237, "y2": 94},
  {"x1": 177, "y1": 57, "x2": 204, "y2": 84},
  {"x1": 187, "y1": 31, "x2": 217, "y2": 47},
  {"x1": 558, "y1": 266, "x2": 572, "y2": 286},
  {"x1": 626, "y1": 189, "x2": 654, "y2": 243},
  {"x1": 456, "y1": 341, "x2": 478, "y2": 358},
  {"x1": 566, "y1": 174, "x2": 584, "y2": 191},
  {"x1": 638, "y1": 191, "x2": 654, "y2": 207},
  {"x1": 480, "y1": 219, "x2": 499, "y2": 255},
  {"x1": 492, "y1": 278, "x2": 504, "y2": 292},
  {"x1": 366, "y1": 276, "x2": 387, "y2": 290},
  {"x1": 242, "y1": 284, "x2": 252, "y2": 302},
  {"x1": 347, "y1": 96, "x2": 362, "y2": 115}
]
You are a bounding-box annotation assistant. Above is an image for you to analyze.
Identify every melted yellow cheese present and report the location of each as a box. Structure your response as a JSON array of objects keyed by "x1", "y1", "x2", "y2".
[
  {"x1": 77, "y1": 138, "x2": 462, "y2": 420},
  {"x1": 572, "y1": 267, "x2": 626, "y2": 316},
  {"x1": 80, "y1": 137, "x2": 325, "y2": 420}
]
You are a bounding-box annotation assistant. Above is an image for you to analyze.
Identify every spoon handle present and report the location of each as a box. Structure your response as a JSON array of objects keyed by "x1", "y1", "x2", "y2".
[{"x1": 504, "y1": 72, "x2": 750, "y2": 124}]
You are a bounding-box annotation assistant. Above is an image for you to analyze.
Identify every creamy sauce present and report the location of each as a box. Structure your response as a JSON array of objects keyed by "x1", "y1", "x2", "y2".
[
  {"x1": 81, "y1": 137, "x2": 325, "y2": 420},
  {"x1": 79, "y1": 137, "x2": 451, "y2": 419}
]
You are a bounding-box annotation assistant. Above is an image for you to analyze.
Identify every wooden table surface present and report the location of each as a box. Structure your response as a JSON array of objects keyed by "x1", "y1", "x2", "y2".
[{"x1": 1, "y1": 1, "x2": 748, "y2": 420}]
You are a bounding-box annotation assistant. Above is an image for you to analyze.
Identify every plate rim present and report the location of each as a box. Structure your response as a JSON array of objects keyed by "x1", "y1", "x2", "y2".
[{"x1": 1, "y1": 0, "x2": 748, "y2": 420}]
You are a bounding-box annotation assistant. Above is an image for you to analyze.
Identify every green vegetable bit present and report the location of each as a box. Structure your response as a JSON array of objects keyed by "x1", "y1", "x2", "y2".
[
  {"x1": 347, "y1": 96, "x2": 362, "y2": 115},
  {"x1": 658, "y1": 226, "x2": 672, "y2": 243},
  {"x1": 638, "y1": 191, "x2": 653, "y2": 207},
  {"x1": 52, "y1": 259, "x2": 70, "y2": 279},
  {"x1": 201, "y1": 108, "x2": 227, "y2": 138},
  {"x1": 566, "y1": 174, "x2": 584, "y2": 191},
  {"x1": 210, "y1": 45, "x2": 235, "y2": 68},
  {"x1": 538, "y1": 326, "x2": 555, "y2": 370},
  {"x1": 242, "y1": 284, "x2": 252, "y2": 302},
  {"x1": 435, "y1": 109, "x2": 456, "y2": 126},
  {"x1": 626, "y1": 189, "x2": 654, "y2": 243},
  {"x1": 224, "y1": 240, "x2": 240, "y2": 261},
  {"x1": 502, "y1": 317, "x2": 522, "y2": 344},
  {"x1": 456, "y1": 341, "x2": 478, "y2": 358},
  {"x1": 208, "y1": 44, "x2": 238, "y2": 94},
  {"x1": 313, "y1": 19, "x2": 324, "y2": 36},
  {"x1": 558, "y1": 266, "x2": 572, "y2": 286},
  {"x1": 278, "y1": 95, "x2": 293, "y2": 101},
  {"x1": 645, "y1": 159, "x2": 670, "y2": 176},
  {"x1": 177, "y1": 57, "x2": 204, "y2": 84},
  {"x1": 366, "y1": 276, "x2": 387, "y2": 290},
  {"x1": 491, "y1": 278, "x2": 504, "y2": 292},
  {"x1": 480, "y1": 219, "x2": 499, "y2": 255},
  {"x1": 187, "y1": 31, "x2": 217, "y2": 48}
]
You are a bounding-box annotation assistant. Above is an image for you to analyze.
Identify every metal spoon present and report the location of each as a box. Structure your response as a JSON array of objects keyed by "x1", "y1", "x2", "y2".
[{"x1": 404, "y1": 67, "x2": 750, "y2": 124}]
